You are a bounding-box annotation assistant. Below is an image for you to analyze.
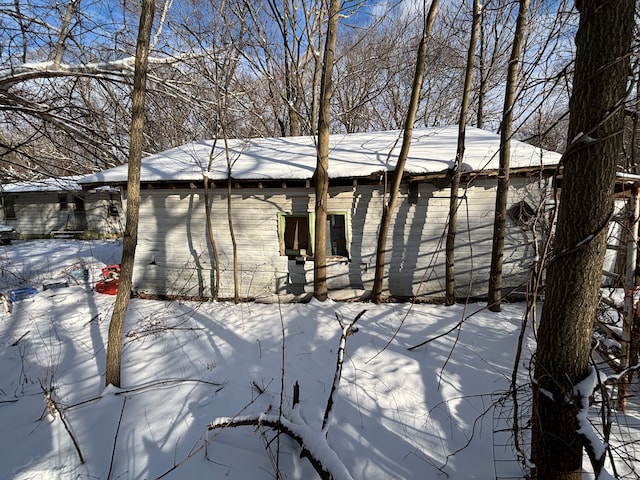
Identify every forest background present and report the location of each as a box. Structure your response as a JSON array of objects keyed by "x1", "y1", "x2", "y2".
[{"x1": 0, "y1": 0, "x2": 579, "y2": 181}]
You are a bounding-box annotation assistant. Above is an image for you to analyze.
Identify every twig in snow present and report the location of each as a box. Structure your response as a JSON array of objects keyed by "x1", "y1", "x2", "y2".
[
  {"x1": 322, "y1": 310, "x2": 364, "y2": 433},
  {"x1": 41, "y1": 385, "x2": 85, "y2": 465},
  {"x1": 407, "y1": 303, "x2": 494, "y2": 351},
  {"x1": 107, "y1": 396, "x2": 127, "y2": 480},
  {"x1": 65, "y1": 378, "x2": 225, "y2": 410},
  {"x1": 11, "y1": 330, "x2": 30, "y2": 346}
]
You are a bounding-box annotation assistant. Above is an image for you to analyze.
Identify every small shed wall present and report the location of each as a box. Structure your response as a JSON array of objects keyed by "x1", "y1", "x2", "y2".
[
  {"x1": 0, "y1": 190, "x2": 123, "y2": 237},
  {"x1": 83, "y1": 190, "x2": 124, "y2": 237},
  {"x1": 1, "y1": 192, "x2": 77, "y2": 235},
  {"x1": 132, "y1": 175, "x2": 547, "y2": 300}
]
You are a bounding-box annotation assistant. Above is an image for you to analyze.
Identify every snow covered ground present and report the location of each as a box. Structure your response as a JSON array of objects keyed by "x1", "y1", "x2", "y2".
[{"x1": 0, "y1": 240, "x2": 638, "y2": 479}]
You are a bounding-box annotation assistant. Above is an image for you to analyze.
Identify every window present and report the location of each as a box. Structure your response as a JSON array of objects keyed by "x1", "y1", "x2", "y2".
[
  {"x1": 73, "y1": 196, "x2": 85, "y2": 212},
  {"x1": 327, "y1": 214, "x2": 348, "y2": 257},
  {"x1": 281, "y1": 214, "x2": 312, "y2": 256},
  {"x1": 279, "y1": 212, "x2": 349, "y2": 258},
  {"x1": 108, "y1": 204, "x2": 120, "y2": 217},
  {"x1": 508, "y1": 201, "x2": 536, "y2": 227},
  {"x1": 59, "y1": 193, "x2": 68, "y2": 210},
  {"x1": 2, "y1": 195, "x2": 16, "y2": 219}
]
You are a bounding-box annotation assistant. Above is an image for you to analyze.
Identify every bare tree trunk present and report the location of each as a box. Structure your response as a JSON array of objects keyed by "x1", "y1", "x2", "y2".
[
  {"x1": 371, "y1": 0, "x2": 440, "y2": 303},
  {"x1": 313, "y1": 0, "x2": 340, "y2": 300},
  {"x1": 105, "y1": 0, "x2": 155, "y2": 388},
  {"x1": 309, "y1": 8, "x2": 325, "y2": 138},
  {"x1": 205, "y1": 141, "x2": 221, "y2": 300},
  {"x1": 53, "y1": 0, "x2": 80, "y2": 66},
  {"x1": 619, "y1": 186, "x2": 639, "y2": 410},
  {"x1": 531, "y1": 1, "x2": 634, "y2": 477},
  {"x1": 445, "y1": 0, "x2": 481, "y2": 305},
  {"x1": 224, "y1": 134, "x2": 240, "y2": 303},
  {"x1": 476, "y1": 14, "x2": 485, "y2": 130},
  {"x1": 487, "y1": 0, "x2": 529, "y2": 312}
]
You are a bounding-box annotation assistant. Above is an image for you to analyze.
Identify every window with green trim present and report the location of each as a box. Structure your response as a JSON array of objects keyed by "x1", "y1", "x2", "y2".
[
  {"x1": 282, "y1": 213, "x2": 312, "y2": 256},
  {"x1": 278, "y1": 212, "x2": 349, "y2": 258},
  {"x1": 327, "y1": 213, "x2": 348, "y2": 256}
]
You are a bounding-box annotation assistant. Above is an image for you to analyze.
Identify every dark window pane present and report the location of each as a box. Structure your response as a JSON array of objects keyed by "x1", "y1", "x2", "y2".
[
  {"x1": 284, "y1": 215, "x2": 311, "y2": 255},
  {"x1": 327, "y1": 214, "x2": 348, "y2": 256}
]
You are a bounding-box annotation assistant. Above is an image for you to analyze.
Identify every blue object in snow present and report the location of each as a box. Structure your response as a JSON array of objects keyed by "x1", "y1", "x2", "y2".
[
  {"x1": 67, "y1": 268, "x2": 89, "y2": 284},
  {"x1": 9, "y1": 287, "x2": 38, "y2": 302}
]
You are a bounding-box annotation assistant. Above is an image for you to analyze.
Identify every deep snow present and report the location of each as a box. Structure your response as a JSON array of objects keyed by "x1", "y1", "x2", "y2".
[{"x1": 0, "y1": 239, "x2": 638, "y2": 479}]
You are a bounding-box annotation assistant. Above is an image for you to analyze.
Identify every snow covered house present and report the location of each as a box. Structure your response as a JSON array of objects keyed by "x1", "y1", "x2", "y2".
[
  {"x1": 0, "y1": 176, "x2": 124, "y2": 238},
  {"x1": 79, "y1": 126, "x2": 562, "y2": 301}
]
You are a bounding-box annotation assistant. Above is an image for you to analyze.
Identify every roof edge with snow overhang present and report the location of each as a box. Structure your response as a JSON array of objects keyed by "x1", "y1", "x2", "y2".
[{"x1": 78, "y1": 126, "x2": 562, "y2": 188}]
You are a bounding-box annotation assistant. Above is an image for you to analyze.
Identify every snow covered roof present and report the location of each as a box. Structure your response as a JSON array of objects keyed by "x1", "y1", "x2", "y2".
[
  {"x1": 1, "y1": 175, "x2": 83, "y2": 193},
  {"x1": 78, "y1": 126, "x2": 562, "y2": 185}
]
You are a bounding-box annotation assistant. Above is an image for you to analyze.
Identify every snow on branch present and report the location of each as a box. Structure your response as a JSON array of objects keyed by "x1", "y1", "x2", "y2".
[
  {"x1": 322, "y1": 310, "x2": 365, "y2": 433},
  {"x1": 209, "y1": 413, "x2": 354, "y2": 480},
  {"x1": 0, "y1": 56, "x2": 180, "y2": 86}
]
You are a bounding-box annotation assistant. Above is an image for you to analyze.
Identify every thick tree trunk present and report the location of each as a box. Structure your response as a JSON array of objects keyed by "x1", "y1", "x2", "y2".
[
  {"x1": 531, "y1": 1, "x2": 634, "y2": 477},
  {"x1": 371, "y1": 0, "x2": 440, "y2": 303},
  {"x1": 445, "y1": 0, "x2": 481, "y2": 305},
  {"x1": 487, "y1": 0, "x2": 529, "y2": 311},
  {"x1": 105, "y1": 0, "x2": 155, "y2": 388},
  {"x1": 313, "y1": 0, "x2": 340, "y2": 300}
]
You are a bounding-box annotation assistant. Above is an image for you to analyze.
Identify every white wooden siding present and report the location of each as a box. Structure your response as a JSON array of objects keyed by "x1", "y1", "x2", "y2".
[
  {"x1": 2, "y1": 193, "x2": 74, "y2": 235},
  {"x1": 1, "y1": 191, "x2": 123, "y2": 237},
  {"x1": 132, "y1": 176, "x2": 548, "y2": 300},
  {"x1": 84, "y1": 191, "x2": 124, "y2": 236}
]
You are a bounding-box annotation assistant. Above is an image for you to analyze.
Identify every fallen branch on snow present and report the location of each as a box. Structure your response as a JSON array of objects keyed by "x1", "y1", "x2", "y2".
[{"x1": 208, "y1": 310, "x2": 366, "y2": 480}]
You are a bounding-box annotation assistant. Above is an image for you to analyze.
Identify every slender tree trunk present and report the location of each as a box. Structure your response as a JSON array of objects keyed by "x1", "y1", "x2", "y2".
[
  {"x1": 476, "y1": 9, "x2": 486, "y2": 129},
  {"x1": 203, "y1": 174, "x2": 220, "y2": 300},
  {"x1": 619, "y1": 186, "x2": 639, "y2": 410},
  {"x1": 531, "y1": 1, "x2": 634, "y2": 477},
  {"x1": 53, "y1": 0, "x2": 80, "y2": 66},
  {"x1": 105, "y1": 0, "x2": 155, "y2": 388},
  {"x1": 445, "y1": 0, "x2": 481, "y2": 305},
  {"x1": 309, "y1": 5, "x2": 325, "y2": 138},
  {"x1": 487, "y1": 0, "x2": 529, "y2": 311},
  {"x1": 224, "y1": 134, "x2": 240, "y2": 302},
  {"x1": 313, "y1": 0, "x2": 340, "y2": 300},
  {"x1": 371, "y1": 0, "x2": 440, "y2": 303}
]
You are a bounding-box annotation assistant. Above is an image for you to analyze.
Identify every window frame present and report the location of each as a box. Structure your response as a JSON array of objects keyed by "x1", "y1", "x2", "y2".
[
  {"x1": 278, "y1": 212, "x2": 315, "y2": 257},
  {"x1": 278, "y1": 211, "x2": 350, "y2": 259},
  {"x1": 59, "y1": 193, "x2": 69, "y2": 211},
  {"x1": 73, "y1": 195, "x2": 85, "y2": 212},
  {"x1": 326, "y1": 212, "x2": 350, "y2": 258},
  {"x1": 2, "y1": 195, "x2": 16, "y2": 220}
]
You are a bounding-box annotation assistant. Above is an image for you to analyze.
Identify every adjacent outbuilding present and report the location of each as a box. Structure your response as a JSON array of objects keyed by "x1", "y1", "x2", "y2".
[{"x1": 0, "y1": 176, "x2": 124, "y2": 239}]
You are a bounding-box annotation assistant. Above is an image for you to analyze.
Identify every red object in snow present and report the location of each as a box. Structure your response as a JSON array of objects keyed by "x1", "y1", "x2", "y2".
[
  {"x1": 101, "y1": 264, "x2": 120, "y2": 278},
  {"x1": 95, "y1": 279, "x2": 119, "y2": 295},
  {"x1": 95, "y1": 264, "x2": 120, "y2": 295}
]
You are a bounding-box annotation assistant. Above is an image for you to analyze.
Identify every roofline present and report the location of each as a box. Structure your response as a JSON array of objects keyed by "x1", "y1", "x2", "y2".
[{"x1": 80, "y1": 165, "x2": 558, "y2": 191}]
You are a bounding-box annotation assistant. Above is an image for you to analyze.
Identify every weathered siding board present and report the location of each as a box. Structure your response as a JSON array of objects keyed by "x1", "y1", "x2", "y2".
[{"x1": 130, "y1": 175, "x2": 548, "y2": 300}]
